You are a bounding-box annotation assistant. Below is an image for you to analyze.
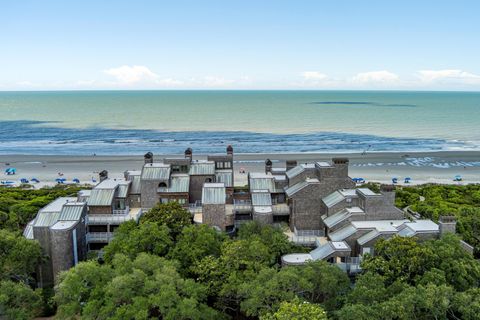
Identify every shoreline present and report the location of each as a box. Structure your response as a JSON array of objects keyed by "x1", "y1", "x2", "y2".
[{"x1": 1, "y1": 151, "x2": 479, "y2": 188}]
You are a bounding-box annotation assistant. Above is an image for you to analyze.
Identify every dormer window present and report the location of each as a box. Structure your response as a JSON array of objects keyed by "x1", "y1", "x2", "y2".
[
  {"x1": 205, "y1": 178, "x2": 212, "y2": 183},
  {"x1": 158, "y1": 182, "x2": 167, "y2": 188}
]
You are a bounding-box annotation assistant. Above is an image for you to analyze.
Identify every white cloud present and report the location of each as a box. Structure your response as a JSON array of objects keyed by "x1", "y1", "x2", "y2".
[
  {"x1": 417, "y1": 69, "x2": 480, "y2": 84},
  {"x1": 104, "y1": 65, "x2": 159, "y2": 84},
  {"x1": 352, "y1": 70, "x2": 399, "y2": 84},
  {"x1": 302, "y1": 71, "x2": 328, "y2": 81}
]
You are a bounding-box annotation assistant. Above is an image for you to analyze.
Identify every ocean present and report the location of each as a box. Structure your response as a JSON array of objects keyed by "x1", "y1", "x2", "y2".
[{"x1": 0, "y1": 90, "x2": 479, "y2": 155}]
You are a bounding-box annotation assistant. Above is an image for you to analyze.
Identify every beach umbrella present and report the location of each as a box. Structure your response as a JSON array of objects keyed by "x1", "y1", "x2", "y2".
[{"x1": 73, "y1": 178, "x2": 80, "y2": 183}]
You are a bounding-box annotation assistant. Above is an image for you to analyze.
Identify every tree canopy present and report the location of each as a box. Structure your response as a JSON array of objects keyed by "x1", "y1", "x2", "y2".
[
  {"x1": 140, "y1": 202, "x2": 192, "y2": 238},
  {"x1": 55, "y1": 253, "x2": 223, "y2": 320},
  {"x1": 336, "y1": 234, "x2": 480, "y2": 320}
]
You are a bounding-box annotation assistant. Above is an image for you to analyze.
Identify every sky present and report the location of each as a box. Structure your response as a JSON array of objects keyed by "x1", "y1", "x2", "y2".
[{"x1": 1, "y1": 0, "x2": 480, "y2": 90}]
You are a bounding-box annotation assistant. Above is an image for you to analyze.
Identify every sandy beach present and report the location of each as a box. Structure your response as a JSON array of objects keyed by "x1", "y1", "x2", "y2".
[{"x1": 1, "y1": 151, "x2": 479, "y2": 188}]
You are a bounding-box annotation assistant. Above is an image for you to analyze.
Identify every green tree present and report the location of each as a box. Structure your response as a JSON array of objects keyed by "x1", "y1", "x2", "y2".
[
  {"x1": 237, "y1": 221, "x2": 297, "y2": 260},
  {"x1": 55, "y1": 260, "x2": 112, "y2": 317},
  {"x1": 0, "y1": 229, "x2": 43, "y2": 283},
  {"x1": 194, "y1": 238, "x2": 276, "y2": 315},
  {"x1": 55, "y1": 253, "x2": 223, "y2": 320},
  {"x1": 453, "y1": 288, "x2": 480, "y2": 320},
  {"x1": 0, "y1": 280, "x2": 43, "y2": 320},
  {"x1": 141, "y1": 202, "x2": 192, "y2": 237},
  {"x1": 102, "y1": 220, "x2": 172, "y2": 262},
  {"x1": 169, "y1": 224, "x2": 226, "y2": 276},
  {"x1": 239, "y1": 267, "x2": 306, "y2": 317},
  {"x1": 300, "y1": 260, "x2": 350, "y2": 311},
  {"x1": 361, "y1": 235, "x2": 435, "y2": 285},
  {"x1": 260, "y1": 297, "x2": 328, "y2": 320}
]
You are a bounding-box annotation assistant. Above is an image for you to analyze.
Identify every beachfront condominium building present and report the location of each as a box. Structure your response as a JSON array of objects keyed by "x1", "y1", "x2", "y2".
[
  {"x1": 24, "y1": 198, "x2": 87, "y2": 287},
  {"x1": 281, "y1": 187, "x2": 473, "y2": 272},
  {"x1": 24, "y1": 146, "x2": 235, "y2": 285},
  {"x1": 25, "y1": 146, "x2": 468, "y2": 283}
]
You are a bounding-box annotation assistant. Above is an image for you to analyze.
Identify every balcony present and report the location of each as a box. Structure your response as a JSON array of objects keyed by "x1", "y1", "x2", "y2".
[
  {"x1": 233, "y1": 200, "x2": 252, "y2": 213},
  {"x1": 336, "y1": 257, "x2": 362, "y2": 274},
  {"x1": 189, "y1": 202, "x2": 202, "y2": 215},
  {"x1": 113, "y1": 206, "x2": 130, "y2": 215},
  {"x1": 272, "y1": 203, "x2": 290, "y2": 215},
  {"x1": 87, "y1": 232, "x2": 114, "y2": 243},
  {"x1": 87, "y1": 215, "x2": 132, "y2": 225}
]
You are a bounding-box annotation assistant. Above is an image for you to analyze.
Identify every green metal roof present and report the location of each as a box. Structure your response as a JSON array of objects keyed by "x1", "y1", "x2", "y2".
[
  {"x1": 189, "y1": 161, "x2": 215, "y2": 175},
  {"x1": 215, "y1": 170, "x2": 233, "y2": 187},
  {"x1": 141, "y1": 163, "x2": 171, "y2": 180},
  {"x1": 116, "y1": 181, "x2": 131, "y2": 198},
  {"x1": 322, "y1": 191, "x2": 345, "y2": 208},
  {"x1": 58, "y1": 203, "x2": 85, "y2": 221},
  {"x1": 202, "y1": 183, "x2": 226, "y2": 204},
  {"x1": 251, "y1": 191, "x2": 272, "y2": 206},
  {"x1": 88, "y1": 188, "x2": 116, "y2": 206},
  {"x1": 285, "y1": 178, "x2": 319, "y2": 197},
  {"x1": 159, "y1": 174, "x2": 190, "y2": 193}
]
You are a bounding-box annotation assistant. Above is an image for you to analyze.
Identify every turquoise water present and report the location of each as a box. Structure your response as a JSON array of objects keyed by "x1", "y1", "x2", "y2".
[{"x1": 0, "y1": 90, "x2": 479, "y2": 154}]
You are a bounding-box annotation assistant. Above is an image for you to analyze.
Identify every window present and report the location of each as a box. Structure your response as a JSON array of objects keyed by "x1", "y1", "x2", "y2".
[
  {"x1": 205, "y1": 178, "x2": 212, "y2": 183},
  {"x1": 224, "y1": 162, "x2": 232, "y2": 169},
  {"x1": 217, "y1": 162, "x2": 224, "y2": 169},
  {"x1": 88, "y1": 225, "x2": 108, "y2": 233},
  {"x1": 174, "y1": 198, "x2": 186, "y2": 205},
  {"x1": 114, "y1": 199, "x2": 126, "y2": 210},
  {"x1": 158, "y1": 182, "x2": 167, "y2": 188},
  {"x1": 89, "y1": 242, "x2": 107, "y2": 250},
  {"x1": 172, "y1": 165, "x2": 180, "y2": 173}
]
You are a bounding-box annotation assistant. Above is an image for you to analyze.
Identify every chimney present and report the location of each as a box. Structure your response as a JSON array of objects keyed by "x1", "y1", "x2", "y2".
[
  {"x1": 184, "y1": 148, "x2": 193, "y2": 162},
  {"x1": 265, "y1": 159, "x2": 273, "y2": 174},
  {"x1": 332, "y1": 157, "x2": 349, "y2": 177},
  {"x1": 226, "y1": 145, "x2": 234, "y2": 156},
  {"x1": 380, "y1": 184, "x2": 396, "y2": 205},
  {"x1": 286, "y1": 160, "x2": 297, "y2": 171},
  {"x1": 99, "y1": 170, "x2": 108, "y2": 182},
  {"x1": 332, "y1": 157, "x2": 349, "y2": 165},
  {"x1": 439, "y1": 216, "x2": 456, "y2": 236},
  {"x1": 144, "y1": 152, "x2": 153, "y2": 165}
]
